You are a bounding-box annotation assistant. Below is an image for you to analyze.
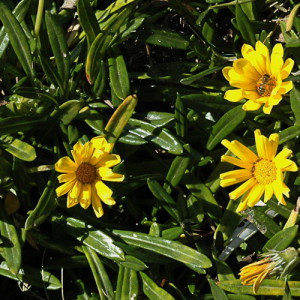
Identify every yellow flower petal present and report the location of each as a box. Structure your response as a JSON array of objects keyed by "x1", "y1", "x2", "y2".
[
  {"x1": 224, "y1": 89, "x2": 244, "y2": 102},
  {"x1": 71, "y1": 141, "x2": 83, "y2": 165},
  {"x1": 57, "y1": 172, "x2": 76, "y2": 183},
  {"x1": 79, "y1": 184, "x2": 92, "y2": 209},
  {"x1": 242, "y1": 100, "x2": 262, "y2": 111},
  {"x1": 95, "y1": 180, "x2": 113, "y2": 200},
  {"x1": 229, "y1": 177, "x2": 257, "y2": 200},
  {"x1": 255, "y1": 41, "x2": 271, "y2": 74},
  {"x1": 67, "y1": 193, "x2": 79, "y2": 208},
  {"x1": 222, "y1": 139, "x2": 258, "y2": 162},
  {"x1": 270, "y1": 43, "x2": 284, "y2": 77},
  {"x1": 96, "y1": 154, "x2": 121, "y2": 168},
  {"x1": 91, "y1": 186, "x2": 104, "y2": 218},
  {"x1": 263, "y1": 184, "x2": 273, "y2": 202},
  {"x1": 221, "y1": 155, "x2": 253, "y2": 169},
  {"x1": 56, "y1": 180, "x2": 76, "y2": 197},
  {"x1": 91, "y1": 136, "x2": 114, "y2": 153},
  {"x1": 281, "y1": 58, "x2": 294, "y2": 79},
  {"x1": 246, "y1": 184, "x2": 265, "y2": 207},
  {"x1": 69, "y1": 180, "x2": 82, "y2": 200},
  {"x1": 98, "y1": 167, "x2": 125, "y2": 182},
  {"x1": 55, "y1": 156, "x2": 77, "y2": 173},
  {"x1": 275, "y1": 158, "x2": 298, "y2": 172},
  {"x1": 278, "y1": 81, "x2": 293, "y2": 94},
  {"x1": 222, "y1": 67, "x2": 232, "y2": 81}
]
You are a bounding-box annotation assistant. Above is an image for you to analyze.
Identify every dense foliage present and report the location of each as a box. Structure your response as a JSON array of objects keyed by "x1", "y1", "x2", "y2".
[{"x1": 0, "y1": 0, "x2": 300, "y2": 299}]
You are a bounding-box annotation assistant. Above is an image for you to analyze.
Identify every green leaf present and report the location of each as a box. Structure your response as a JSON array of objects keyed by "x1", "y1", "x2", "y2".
[
  {"x1": 116, "y1": 266, "x2": 139, "y2": 300},
  {"x1": 146, "y1": 29, "x2": 189, "y2": 50},
  {"x1": 290, "y1": 85, "x2": 300, "y2": 126},
  {"x1": 25, "y1": 172, "x2": 57, "y2": 230},
  {"x1": 119, "y1": 255, "x2": 148, "y2": 271},
  {"x1": 45, "y1": 11, "x2": 70, "y2": 92},
  {"x1": 208, "y1": 278, "x2": 229, "y2": 300},
  {"x1": 140, "y1": 272, "x2": 175, "y2": 300},
  {"x1": 206, "y1": 105, "x2": 246, "y2": 150},
  {"x1": 1, "y1": 136, "x2": 36, "y2": 161},
  {"x1": 174, "y1": 93, "x2": 186, "y2": 138},
  {"x1": 235, "y1": 2, "x2": 256, "y2": 45},
  {"x1": 0, "y1": 116, "x2": 45, "y2": 135},
  {"x1": 0, "y1": 0, "x2": 31, "y2": 58},
  {"x1": 82, "y1": 246, "x2": 114, "y2": 300},
  {"x1": 0, "y1": 261, "x2": 61, "y2": 290},
  {"x1": 0, "y1": 1, "x2": 35, "y2": 80},
  {"x1": 52, "y1": 215, "x2": 125, "y2": 262},
  {"x1": 104, "y1": 94, "x2": 138, "y2": 144},
  {"x1": 218, "y1": 279, "x2": 300, "y2": 296},
  {"x1": 279, "y1": 125, "x2": 300, "y2": 144},
  {"x1": 77, "y1": 0, "x2": 100, "y2": 47},
  {"x1": 263, "y1": 225, "x2": 298, "y2": 252},
  {"x1": 123, "y1": 118, "x2": 183, "y2": 155},
  {"x1": 181, "y1": 66, "x2": 223, "y2": 85},
  {"x1": 113, "y1": 230, "x2": 212, "y2": 272},
  {"x1": 0, "y1": 201, "x2": 22, "y2": 275},
  {"x1": 147, "y1": 178, "x2": 180, "y2": 222},
  {"x1": 108, "y1": 45, "x2": 130, "y2": 101}
]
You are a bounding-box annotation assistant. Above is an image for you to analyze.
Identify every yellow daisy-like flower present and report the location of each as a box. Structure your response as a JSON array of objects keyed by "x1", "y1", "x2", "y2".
[
  {"x1": 223, "y1": 41, "x2": 294, "y2": 114},
  {"x1": 55, "y1": 136, "x2": 124, "y2": 218},
  {"x1": 240, "y1": 248, "x2": 299, "y2": 293},
  {"x1": 220, "y1": 129, "x2": 297, "y2": 212}
]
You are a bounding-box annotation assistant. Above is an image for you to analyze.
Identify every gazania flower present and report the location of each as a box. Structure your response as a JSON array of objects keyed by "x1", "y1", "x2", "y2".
[
  {"x1": 220, "y1": 129, "x2": 297, "y2": 212},
  {"x1": 223, "y1": 41, "x2": 294, "y2": 114},
  {"x1": 55, "y1": 136, "x2": 124, "y2": 218},
  {"x1": 240, "y1": 248, "x2": 299, "y2": 293}
]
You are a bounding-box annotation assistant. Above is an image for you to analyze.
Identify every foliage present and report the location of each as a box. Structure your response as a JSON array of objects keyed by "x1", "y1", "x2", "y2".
[{"x1": 0, "y1": 0, "x2": 300, "y2": 299}]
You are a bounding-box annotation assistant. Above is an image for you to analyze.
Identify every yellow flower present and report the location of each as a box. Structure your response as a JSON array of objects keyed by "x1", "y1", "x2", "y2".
[
  {"x1": 220, "y1": 129, "x2": 297, "y2": 212},
  {"x1": 55, "y1": 136, "x2": 124, "y2": 218},
  {"x1": 240, "y1": 248, "x2": 299, "y2": 293},
  {"x1": 223, "y1": 41, "x2": 294, "y2": 114}
]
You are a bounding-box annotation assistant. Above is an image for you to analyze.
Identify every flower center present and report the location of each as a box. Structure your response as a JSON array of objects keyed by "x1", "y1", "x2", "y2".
[
  {"x1": 253, "y1": 159, "x2": 277, "y2": 185},
  {"x1": 256, "y1": 74, "x2": 276, "y2": 97},
  {"x1": 75, "y1": 163, "x2": 97, "y2": 184}
]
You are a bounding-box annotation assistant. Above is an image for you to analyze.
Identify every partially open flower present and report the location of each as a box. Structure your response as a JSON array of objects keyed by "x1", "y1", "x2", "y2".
[
  {"x1": 220, "y1": 129, "x2": 297, "y2": 212},
  {"x1": 240, "y1": 247, "x2": 300, "y2": 293},
  {"x1": 223, "y1": 41, "x2": 294, "y2": 114},
  {"x1": 55, "y1": 136, "x2": 124, "y2": 218}
]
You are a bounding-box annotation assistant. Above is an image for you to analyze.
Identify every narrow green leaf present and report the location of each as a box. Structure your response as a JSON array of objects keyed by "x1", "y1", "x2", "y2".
[
  {"x1": 116, "y1": 266, "x2": 139, "y2": 300},
  {"x1": 140, "y1": 272, "x2": 175, "y2": 300},
  {"x1": 206, "y1": 105, "x2": 246, "y2": 150},
  {"x1": 0, "y1": 201, "x2": 22, "y2": 275},
  {"x1": 0, "y1": 0, "x2": 31, "y2": 58},
  {"x1": 290, "y1": 86, "x2": 300, "y2": 126},
  {"x1": 82, "y1": 246, "x2": 114, "y2": 300},
  {"x1": 52, "y1": 215, "x2": 125, "y2": 262},
  {"x1": 279, "y1": 125, "x2": 300, "y2": 144},
  {"x1": 104, "y1": 94, "x2": 138, "y2": 144},
  {"x1": 0, "y1": 1, "x2": 35, "y2": 80},
  {"x1": 25, "y1": 172, "x2": 57, "y2": 230},
  {"x1": 208, "y1": 278, "x2": 229, "y2": 300},
  {"x1": 147, "y1": 178, "x2": 180, "y2": 222},
  {"x1": 164, "y1": 145, "x2": 191, "y2": 193},
  {"x1": 113, "y1": 230, "x2": 212, "y2": 272},
  {"x1": 181, "y1": 66, "x2": 223, "y2": 85},
  {"x1": 45, "y1": 11, "x2": 70, "y2": 92},
  {"x1": 146, "y1": 29, "x2": 189, "y2": 50},
  {"x1": 174, "y1": 93, "x2": 186, "y2": 138},
  {"x1": 108, "y1": 45, "x2": 130, "y2": 101},
  {"x1": 119, "y1": 255, "x2": 148, "y2": 271},
  {"x1": 0, "y1": 261, "x2": 61, "y2": 290},
  {"x1": 235, "y1": 2, "x2": 256, "y2": 45},
  {"x1": 286, "y1": 4, "x2": 300, "y2": 32},
  {"x1": 77, "y1": 0, "x2": 100, "y2": 47},
  {"x1": 1, "y1": 136, "x2": 36, "y2": 161},
  {"x1": 218, "y1": 279, "x2": 300, "y2": 296},
  {"x1": 263, "y1": 225, "x2": 298, "y2": 252},
  {"x1": 124, "y1": 118, "x2": 183, "y2": 155}
]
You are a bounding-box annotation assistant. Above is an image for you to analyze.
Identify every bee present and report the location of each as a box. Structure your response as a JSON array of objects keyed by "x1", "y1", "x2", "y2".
[{"x1": 257, "y1": 74, "x2": 271, "y2": 96}]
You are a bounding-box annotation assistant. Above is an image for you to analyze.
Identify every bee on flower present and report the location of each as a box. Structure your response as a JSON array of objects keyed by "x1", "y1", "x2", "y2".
[
  {"x1": 240, "y1": 247, "x2": 300, "y2": 293},
  {"x1": 223, "y1": 41, "x2": 294, "y2": 114},
  {"x1": 55, "y1": 136, "x2": 124, "y2": 218},
  {"x1": 220, "y1": 129, "x2": 297, "y2": 212}
]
